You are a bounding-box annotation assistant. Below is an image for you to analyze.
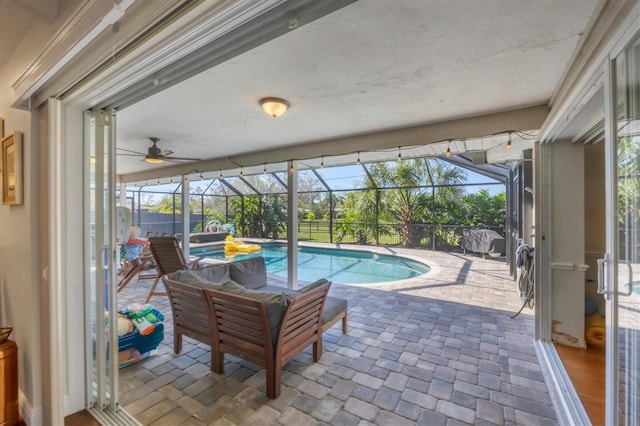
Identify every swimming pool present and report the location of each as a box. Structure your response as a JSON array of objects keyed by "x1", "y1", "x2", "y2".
[{"x1": 190, "y1": 243, "x2": 430, "y2": 284}]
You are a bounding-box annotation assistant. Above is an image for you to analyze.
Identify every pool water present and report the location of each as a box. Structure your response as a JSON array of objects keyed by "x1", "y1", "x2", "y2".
[{"x1": 190, "y1": 243, "x2": 430, "y2": 284}]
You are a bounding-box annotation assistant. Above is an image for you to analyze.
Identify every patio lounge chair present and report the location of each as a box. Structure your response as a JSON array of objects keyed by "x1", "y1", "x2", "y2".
[{"x1": 146, "y1": 236, "x2": 204, "y2": 302}]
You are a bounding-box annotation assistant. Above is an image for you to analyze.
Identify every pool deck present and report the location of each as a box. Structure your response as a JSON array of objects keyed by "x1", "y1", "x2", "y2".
[{"x1": 117, "y1": 246, "x2": 556, "y2": 425}]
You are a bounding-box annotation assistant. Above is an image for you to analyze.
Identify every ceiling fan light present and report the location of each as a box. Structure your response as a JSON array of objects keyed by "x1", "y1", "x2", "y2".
[
  {"x1": 260, "y1": 97, "x2": 290, "y2": 118},
  {"x1": 145, "y1": 156, "x2": 163, "y2": 164}
]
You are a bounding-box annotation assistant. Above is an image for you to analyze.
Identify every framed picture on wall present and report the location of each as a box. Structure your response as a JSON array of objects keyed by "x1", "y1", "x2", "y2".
[{"x1": 1, "y1": 131, "x2": 23, "y2": 205}]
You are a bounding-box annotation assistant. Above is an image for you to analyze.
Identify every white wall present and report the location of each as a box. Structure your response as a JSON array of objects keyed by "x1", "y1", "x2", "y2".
[
  {"x1": 0, "y1": 1, "x2": 81, "y2": 423},
  {"x1": 550, "y1": 140, "x2": 586, "y2": 347},
  {"x1": 584, "y1": 141, "x2": 606, "y2": 315},
  {"x1": 0, "y1": 60, "x2": 44, "y2": 424}
]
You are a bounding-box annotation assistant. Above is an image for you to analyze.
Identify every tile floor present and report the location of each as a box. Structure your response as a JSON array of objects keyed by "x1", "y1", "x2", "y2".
[{"x1": 117, "y1": 246, "x2": 556, "y2": 425}]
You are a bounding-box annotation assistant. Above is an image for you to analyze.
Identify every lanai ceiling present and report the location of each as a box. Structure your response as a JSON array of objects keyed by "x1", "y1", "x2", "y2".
[{"x1": 50, "y1": 1, "x2": 610, "y2": 178}]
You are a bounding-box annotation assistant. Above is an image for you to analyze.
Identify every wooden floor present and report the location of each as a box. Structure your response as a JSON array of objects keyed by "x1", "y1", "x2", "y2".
[
  {"x1": 555, "y1": 343, "x2": 606, "y2": 426},
  {"x1": 64, "y1": 410, "x2": 100, "y2": 426}
]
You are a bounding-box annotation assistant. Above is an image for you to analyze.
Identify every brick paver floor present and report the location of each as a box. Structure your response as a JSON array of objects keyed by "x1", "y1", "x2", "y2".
[{"x1": 118, "y1": 246, "x2": 555, "y2": 425}]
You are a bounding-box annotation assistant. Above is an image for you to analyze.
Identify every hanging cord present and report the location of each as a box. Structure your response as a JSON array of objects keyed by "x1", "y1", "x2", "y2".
[{"x1": 510, "y1": 244, "x2": 535, "y2": 318}]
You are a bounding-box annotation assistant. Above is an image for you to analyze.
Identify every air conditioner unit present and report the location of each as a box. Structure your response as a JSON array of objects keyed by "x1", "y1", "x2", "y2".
[{"x1": 470, "y1": 151, "x2": 486, "y2": 165}]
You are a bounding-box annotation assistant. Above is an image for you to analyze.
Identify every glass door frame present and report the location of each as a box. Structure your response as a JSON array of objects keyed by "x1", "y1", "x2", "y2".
[
  {"x1": 84, "y1": 108, "x2": 120, "y2": 412},
  {"x1": 602, "y1": 27, "x2": 640, "y2": 426}
]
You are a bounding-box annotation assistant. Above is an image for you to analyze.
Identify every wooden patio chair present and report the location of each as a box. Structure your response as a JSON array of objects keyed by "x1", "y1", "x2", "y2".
[
  {"x1": 117, "y1": 249, "x2": 156, "y2": 293},
  {"x1": 204, "y1": 281, "x2": 330, "y2": 398},
  {"x1": 146, "y1": 236, "x2": 203, "y2": 302}
]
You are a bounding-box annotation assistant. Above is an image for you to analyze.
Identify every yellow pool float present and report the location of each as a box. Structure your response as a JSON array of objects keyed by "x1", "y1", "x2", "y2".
[{"x1": 224, "y1": 236, "x2": 261, "y2": 254}]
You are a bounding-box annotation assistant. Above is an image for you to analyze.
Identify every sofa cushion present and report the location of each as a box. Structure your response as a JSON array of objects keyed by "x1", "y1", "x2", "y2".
[
  {"x1": 229, "y1": 257, "x2": 267, "y2": 290},
  {"x1": 173, "y1": 264, "x2": 230, "y2": 288},
  {"x1": 300, "y1": 278, "x2": 331, "y2": 293},
  {"x1": 219, "y1": 280, "x2": 290, "y2": 342},
  {"x1": 252, "y1": 281, "x2": 343, "y2": 328},
  {"x1": 323, "y1": 297, "x2": 348, "y2": 326}
]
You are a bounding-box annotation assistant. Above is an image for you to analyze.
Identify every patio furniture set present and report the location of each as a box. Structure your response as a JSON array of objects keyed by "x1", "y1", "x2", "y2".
[{"x1": 120, "y1": 236, "x2": 348, "y2": 399}]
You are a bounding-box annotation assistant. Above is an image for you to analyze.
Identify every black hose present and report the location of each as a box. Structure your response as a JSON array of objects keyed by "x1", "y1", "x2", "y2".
[{"x1": 510, "y1": 250, "x2": 534, "y2": 318}]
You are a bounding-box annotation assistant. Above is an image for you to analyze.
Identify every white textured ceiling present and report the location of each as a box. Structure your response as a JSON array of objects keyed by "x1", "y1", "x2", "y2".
[{"x1": 113, "y1": 0, "x2": 598, "y2": 176}]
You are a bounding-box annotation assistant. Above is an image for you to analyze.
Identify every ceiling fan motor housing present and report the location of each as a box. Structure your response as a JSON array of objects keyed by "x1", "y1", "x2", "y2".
[{"x1": 148, "y1": 144, "x2": 162, "y2": 157}]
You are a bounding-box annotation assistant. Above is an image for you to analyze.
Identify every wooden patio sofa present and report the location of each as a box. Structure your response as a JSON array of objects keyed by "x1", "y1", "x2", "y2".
[{"x1": 161, "y1": 257, "x2": 348, "y2": 398}]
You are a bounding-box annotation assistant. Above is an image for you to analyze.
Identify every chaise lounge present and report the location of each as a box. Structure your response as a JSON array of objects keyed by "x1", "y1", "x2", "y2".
[{"x1": 161, "y1": 257, "x2": 348, "y2": 398}]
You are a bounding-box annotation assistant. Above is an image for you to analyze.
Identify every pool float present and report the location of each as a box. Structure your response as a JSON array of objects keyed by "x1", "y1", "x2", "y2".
[
  {"x1": 205, "y1": 220, "x2": 236, "y2": 236},
  {"x1": 205, "y1": 220, "x2": 222, "y2": 232},
  {"x1": 224, "y1": 236, "x2": 261, "y2": 254}
]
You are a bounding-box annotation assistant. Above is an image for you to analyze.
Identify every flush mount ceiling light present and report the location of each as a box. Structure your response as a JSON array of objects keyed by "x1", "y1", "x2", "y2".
[{"x1": 260, "y1": 97, "x2": 290, "y2": 117}]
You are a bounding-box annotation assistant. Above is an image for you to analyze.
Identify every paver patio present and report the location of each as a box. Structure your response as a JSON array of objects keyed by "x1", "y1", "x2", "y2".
[{"x1": 117, "y1": 246, "x2": 556, "y2": 425}]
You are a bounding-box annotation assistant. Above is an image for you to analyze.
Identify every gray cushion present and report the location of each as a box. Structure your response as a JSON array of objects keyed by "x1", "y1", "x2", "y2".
[
  {"x1": 260, "y1": 285, "x2": 296, "y2": 295},
  {"x1": 174, "y1": 264, "x2": 230, "y2": 288},
  {"x1": 323, "y1": 297, "x2": 348, "y2": 326},
  {"x1": 218, "y1": 280, "x2": 290, "y2": 342},
  {"x1": 251, "y1": 281, "x2": 343, "y2": 327},
  {"x1": 300, "y1": 278, "x2": 331, "y2": 293},
  {"x1": 229, "y1": 257, "x2": 267, "y2": 289}
]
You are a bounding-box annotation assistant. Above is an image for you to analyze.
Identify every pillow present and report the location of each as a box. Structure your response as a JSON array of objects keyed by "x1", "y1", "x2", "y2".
[
  {"x1": 299, "y1": 278, "x2": 331, "y2": 293},
  {"x1": 229, "y1": 257, "x2": 267, "y2": 289},
  {"x1": 219, "y1": 280, "x2": 290, "y2": 342},
  {"x1": 174, "y1": 265, "x2": 230, "y2": 288},
  {"x1": 193, "y1": 264, "x2": 231, "y2": 282}
]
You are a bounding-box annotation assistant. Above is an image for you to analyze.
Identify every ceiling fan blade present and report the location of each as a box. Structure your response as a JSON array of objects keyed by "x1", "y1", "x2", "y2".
[
  {"x1": 117, "y1": 147, "x2": 146, "y2": 155},
  {"x1": 117, "y1": 153, "x2": 145, "y2": 157},
  {"x1": 160, "y1": 150, "x2": 174, "y2": 157},
  {"x1": 165, "y1": 156, "x2": 202, "y2": 161}
]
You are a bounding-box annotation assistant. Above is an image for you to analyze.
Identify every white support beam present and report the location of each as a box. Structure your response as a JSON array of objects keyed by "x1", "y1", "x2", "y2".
[
  {"x1": 287, "y1": 160, "x2": 298, "y2": 289},
  {"x1": 182, "y1": 175, "x2": 190, "y2": 260}
]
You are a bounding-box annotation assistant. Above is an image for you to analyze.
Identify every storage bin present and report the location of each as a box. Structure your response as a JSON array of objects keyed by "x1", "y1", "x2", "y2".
[{"x1": 118, "y1": 323, "x2": 164, "y2": 368}]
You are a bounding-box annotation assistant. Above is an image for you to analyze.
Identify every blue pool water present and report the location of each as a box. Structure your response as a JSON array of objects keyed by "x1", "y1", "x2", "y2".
[{"x1": 190, "y1": 243, "x2": 430, "y2": 284}]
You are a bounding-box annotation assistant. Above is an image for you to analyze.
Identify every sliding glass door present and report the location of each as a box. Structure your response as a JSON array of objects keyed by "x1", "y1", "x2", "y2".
[
  {"x1": 605, "y1": 33, "x2": 640, "y2": 426},
  {"x1": 85, "y1": 108, "x2": 119, "y2": 412}
]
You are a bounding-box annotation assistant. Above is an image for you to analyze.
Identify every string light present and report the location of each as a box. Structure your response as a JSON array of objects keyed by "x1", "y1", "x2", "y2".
[
  {"x1": 289, "y1": 163, "x2": 295, "y2": 173},
  {"x1": 169, "y1": 176, "x2": 173, "y2": 183},
  {"x1": 446, "y1": 141, "x2": 451, "y2": 157},
  {"x1": 157, "y1": 178, "x2": 161, "y2": 185},
  {"x1": 397, "y1": 146, "x2": 402, "y2": 162},
  {"x1": 506, "y1": 132, "x2": 512, "y2": 150},
  {"x1": 219, "y1": 170, "x2": 223, "y2": 179},
  {"x1": 240, "y1": 167, "x2": 244, "y2": 177},
  {"x1": 263, "y1": 164, "x2": 267, "y2": 174},
  {"x1": 356, "y1": 151, "x2": 360, "y2": 165},
  {"x1": 320, "y1": 156, "x2": 324, "y2": 168},
  {"x1": 200, "y1": 173, "x2": 204, "y2": 180}
]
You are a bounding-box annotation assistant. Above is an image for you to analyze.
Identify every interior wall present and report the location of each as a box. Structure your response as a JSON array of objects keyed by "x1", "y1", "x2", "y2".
[
  {"x1": 550, "y1": 140, "x2": 586, "y2": 348},
  {"x1": 584, "y1": 140, "x2": 606, "y2": 315},
  {"x1": 0, "y1": 61, "x2": 44, "y2": 423},
  {"x1": 0, "y1": 2, "x2": 82, "y2": 422}
]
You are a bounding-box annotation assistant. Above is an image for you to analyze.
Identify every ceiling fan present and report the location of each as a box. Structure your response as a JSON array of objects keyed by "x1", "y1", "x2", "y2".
[{"x1": 117, "y1": 137, "x2": 201, "y2": 164}]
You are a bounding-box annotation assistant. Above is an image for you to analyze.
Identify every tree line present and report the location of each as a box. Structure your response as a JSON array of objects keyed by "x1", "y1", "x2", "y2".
[{"x1": 143, "y1": 159, "x2": 506, "y2": 248}]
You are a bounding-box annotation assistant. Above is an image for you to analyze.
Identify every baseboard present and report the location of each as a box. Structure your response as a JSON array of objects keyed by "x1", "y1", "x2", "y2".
[
  {"x1": 19, "y1": 390, "x2": 43, "y2": 426},
  {"x1": 535, "y1": 340, "x2": 592, "y2": 426}
]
